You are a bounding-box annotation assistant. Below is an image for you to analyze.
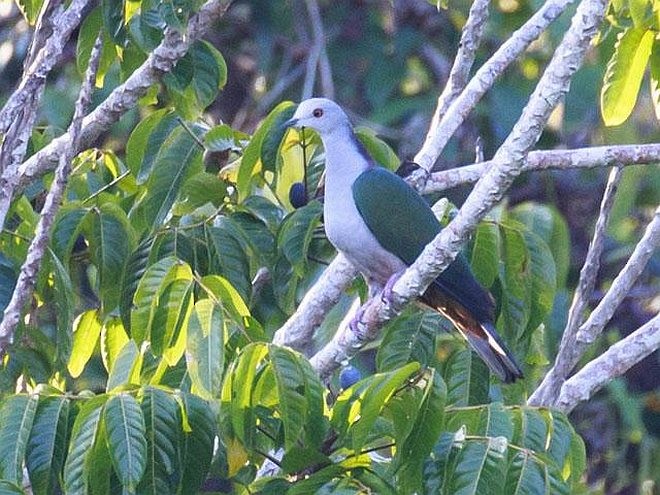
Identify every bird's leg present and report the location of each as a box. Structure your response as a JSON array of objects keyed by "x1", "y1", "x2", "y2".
[
  {"x1": 380, "y1": 270, "x2": 406, "y2": 307},
  {"x1": 348, "y1": 304, "x2": 367, "y2": 336}
]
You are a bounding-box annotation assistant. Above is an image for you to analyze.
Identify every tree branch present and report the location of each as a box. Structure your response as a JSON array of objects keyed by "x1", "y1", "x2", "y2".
[
  {"x1": 555, "y1": 313, "x2": 660, "y2": 414},
  {"x1": 1, "y1": 0, "x2": 232, "y2": 230},
  {"x1": 310, "y1": 0, "x2": 608, "y2": 379},
  {"x1": 417, "y1": 0, "x2": 490, "y2": 171},
  {"x1": 0, "y1": 0, "x2": 91, "y2": 229},
  {"x1": 528, "y1": 166, "x2": 623, "y2": 406},
  {"x1": 422, "y1": 143, "x2": 660, "y2": 193},
  {"x1": 0, "y1": 35, "x2": 103, "y2": 353},
  {"x1": 411, "y1": 0, "x2": 576, "y2": 177}
]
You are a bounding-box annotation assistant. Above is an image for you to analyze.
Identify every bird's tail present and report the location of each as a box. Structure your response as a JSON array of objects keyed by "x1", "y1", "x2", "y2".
[
  {"x1": 420, "y1": 288, "x2": 523, "y2": 383},
  {"x1": 462, "y1": 321, "x2": 523, "y2": 384}
]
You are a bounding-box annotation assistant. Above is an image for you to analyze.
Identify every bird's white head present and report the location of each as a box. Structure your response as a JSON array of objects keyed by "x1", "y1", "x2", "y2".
[{"x1": 286, "y1": 98, "x2": 351, "y2": 136}]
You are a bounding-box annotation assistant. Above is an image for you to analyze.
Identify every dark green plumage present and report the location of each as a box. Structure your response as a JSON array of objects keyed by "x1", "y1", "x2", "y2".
[
  {"x1": 352, "y1": 166, "x2": 523, "y2": 383},
  {"x1": 351, "y1": 167, "x2": 494, "y2": 322}
]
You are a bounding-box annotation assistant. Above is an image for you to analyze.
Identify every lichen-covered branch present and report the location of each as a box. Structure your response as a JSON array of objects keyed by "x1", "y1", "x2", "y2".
[
  {"x1": 418, "y1": 0, "x2": 490, "y2": 172},
  {"x1": 0, "y1": 36, "x2": 102, "y2": 353},
  {"x1": 555, "y1": 313, "x2": 660, "y2": 414},
  {"x1": 0, "y1": 0, "x2": 91, "y2": 229},
  {"x1": 310, "y1": 0, "x2": 608, "y2": 379},
  {"x1": 272, "y1": 255, "x2": 356, "y2": 348},
  {"x1": 423, "y1": 143, "x2": 660, "y2": 193},
  {"x1": 528, "y1": 166, "x2": 623, "y2": 406}
]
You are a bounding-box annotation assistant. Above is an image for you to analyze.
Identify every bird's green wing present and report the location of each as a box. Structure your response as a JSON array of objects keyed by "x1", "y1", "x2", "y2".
[{"x1": 352, "y1": 167, "x2": 494, "y2": 322}]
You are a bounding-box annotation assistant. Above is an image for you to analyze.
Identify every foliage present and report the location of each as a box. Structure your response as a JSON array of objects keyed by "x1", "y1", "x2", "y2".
[{"x1": 0, "y1": 0, "x2": 657, "y2": 493}]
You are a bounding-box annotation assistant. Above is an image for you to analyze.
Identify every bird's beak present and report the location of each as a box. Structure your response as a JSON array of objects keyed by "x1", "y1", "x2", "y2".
[{"x1": 285, "y1": 117, "x2": 299, "y2": 128}]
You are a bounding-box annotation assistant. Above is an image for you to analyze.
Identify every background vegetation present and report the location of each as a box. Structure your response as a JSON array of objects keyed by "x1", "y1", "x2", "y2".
[{"x1": 0, "y1": 0, "x2": 657, "y2": 493}]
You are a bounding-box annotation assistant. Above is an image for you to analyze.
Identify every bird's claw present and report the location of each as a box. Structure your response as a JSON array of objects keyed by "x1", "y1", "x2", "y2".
[
  {"x1": 349, "y1": 305, "x2": 366, "y2": 336},
  {"x1": 381, "y1": 270, "x2": 405, "y2": 307}
]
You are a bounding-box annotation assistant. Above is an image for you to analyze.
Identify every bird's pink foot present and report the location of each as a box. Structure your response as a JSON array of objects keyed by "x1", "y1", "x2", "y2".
[
  {"x1": 349, "y1": 305, "x2": 366, "y2": 335},
  {"x1": 381, "y1": 270, "x2": 405, "y2": 306}
]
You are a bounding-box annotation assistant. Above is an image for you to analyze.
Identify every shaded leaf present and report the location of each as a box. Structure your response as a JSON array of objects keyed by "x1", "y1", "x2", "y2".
[
  {"x1": 0, "y1": 395, "x2": 38, "y2": 483},
  {"x1": 104, "y1": 394, "x2": 147, "y2": 490}
]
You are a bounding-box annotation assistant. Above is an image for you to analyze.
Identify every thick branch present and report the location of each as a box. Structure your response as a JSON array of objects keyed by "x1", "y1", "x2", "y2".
[
  {"x1": 1, "y1": 0, "x2": 232, "y2": 230},
  {"x1": 0, "y1": 35, "x2": 102, "y2": 352},
  {"x1": 310, "y1": 0, "x2": 608, "y2": 379},
  {"x1": 528, "y1": 166, "x2": 622, "y2": 406},
  {"x1": 272, "y1": 255, "x2": 356, "y2": 348},
  {"x1": 555, "y1": 314, "x2": 660, "y2": 414},
  {"x1": 423, "y1": 143, "x2": 660, "y2": 193}
]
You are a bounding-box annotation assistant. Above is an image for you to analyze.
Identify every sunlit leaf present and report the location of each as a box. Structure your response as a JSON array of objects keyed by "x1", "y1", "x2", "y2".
[
  {"x1": 601, "y1": 27, "x2": 654, "y2": 126},
  {"x1": 68, "y1": 309, "x2": 103, "y2": 378}
]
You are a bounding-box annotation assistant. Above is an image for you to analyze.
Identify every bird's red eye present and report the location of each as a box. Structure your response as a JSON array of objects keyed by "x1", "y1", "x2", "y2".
[{"x1": 313, "y1": 108, "x2": 324, "y2": 118}]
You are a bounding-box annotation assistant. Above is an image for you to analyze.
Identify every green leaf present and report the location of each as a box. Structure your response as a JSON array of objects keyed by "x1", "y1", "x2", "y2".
[
  {"x1": 355, "y1": 127, "x2": 400, "y2": 170},
  {"x1": 63, "y1": 395, "x2": 107, "y2": 495},
  {"x1": 186, "y1": 299, "x2": 225, "y2": 399},
  {"x1": 51, "y1": 203, "x2": 89, "y2": 261},
  {"x1": 101, "y1": 316, "x2": 130, "y2": 373},
  {"x1": 173, "y1": 171, "x2": 227, "y2": 215},
  {"x1": 471, "y1": 222, "x2": 500, "y2": 288},
  {"x1": 332, "y1": 362, "x2": 420, "y2": 452},
  {"x1": 0, "y1": 395, "x2": 38, "y2": 483},
  {"x1": 102, "y1": 0, "x2": 126, "y2": 44},
  {"x1": 104, "y1": 393, "x2": 147, "y2": 491},
  {"x1": 49, "y1": 250, "x2": 75, "y2": 365},
  {"x1": 120, "y1": 237, "x2": 154, "y2": 332},
  {"x1": 601, "y1": 27, "x2": 654, "y2": 126},
  {"x1": 151, "y1": 275, "x2": 194, "y2": 363},
  {"x1": 497, "y1": 222, "x2": 531, "y2": 343},
  {"x1": 76, "y1": 7, "x2": 118, "y2": 87},
  {"x1": 276, "y1": 200, "x2": 323, "y2": 275},
  {"x1": 377, "y1": 309, "x2": 442, "y2": 372},
  {"x1": 650, "y1": 40, "x2": 660, "y2": 121},
  {"x1": 510, "y1": 203, "x2": 570, "y2": 288},
  {"x1": 269, "y1": 345, "x2": 326, "y2": 450},
  {"x1": 445, "y1": 349, "x2": 491, "y2": 407},
  {"x1": 15, "y1": 0, "x2": 44, "y2": 24},
  {"x1": 204, "y1": 123, "x2": 243, "y2": 152},
  {"x1": 393, "y1": 369, "x2": 446, "y2": 491},
  {"x1": 0, "y1": 255, "x2": 16, "y2": 316},
  {"x1": 68, "y1": 309, "x2": 103, "y2": 378},
  {"x1": 177, "y1": 392, "x2": 216, "y2": 494},
  {"x1": 165, "y1": 41, "x2": 227, "y2": 119},
  {"x1": 25, "y1": 396, "x2": 71, "y2": 495},
  {"x1": 131, "y1": 125, "x2": 204, "y2": 231},
  {"x1": 138, "y1": 387, "x2": 180, "y2": 494},
  {"x1": 130, "y1": 256, "x2": 189, "y2": 344},
  {"x1": 520, "y1": 229, "x2": 556, "y2": 335},
  {"x1": 207, "y1": 219, "x2": 252, "y2": 302},
  {"x1": 444, "y1": 438, "x2": 508, "y2": 495},
  {"x1": 126, "y1": 109, "x2": 177, "y2": 181},
  {"x1": 85, "y1": 203, "x2": 136, "y2": 311},
  {"x1": 106, "y1": 340, "x2": 141, "y2": 391},
  {"x1": 221, "y1": 343, "x2": 269, "y2": 448},
  {"x1": 237, "y1": 101, "x2": 295, "y2": 200},
  {"x1": 629, "y1": 0, "x2": 652, "y2": 26}
]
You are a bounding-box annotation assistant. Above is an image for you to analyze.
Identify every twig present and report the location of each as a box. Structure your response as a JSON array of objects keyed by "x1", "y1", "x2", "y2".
[
  {"x1": 576, "y1": 207, "x2": 660, "y2": 344},
  {"x1": 419, "y1": 0, "x2": 490, "y2": 172},
  {"x1": 423, "y1": 143, "x2": 660, "y2": 193},
  {"x1": 3, "y1": 0, "x2": 233, "y2": 230},
  {"x1": 555, "y1": 313, "x2": 660, "y2": 414},
  {"x1": 301, "y1": 0, "x2": 331, "y2": 98},
  {"x1": 528, "y1": 166, "x2": 623, "y2": 406},
  {"x1": 0, "y1": 35, "x2": 103, "y2": 354},
  {"x1": 412, "y1": 0, "x2": 576, "y2": 177},
  {"x1": 304, "y1": 0, "x2": 334, "y2": 98},
  {"x1": 309, "y1": 0, "x2": 609, "y2": 379}
]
